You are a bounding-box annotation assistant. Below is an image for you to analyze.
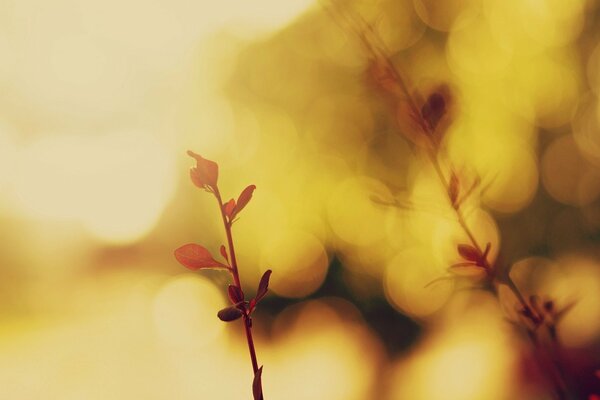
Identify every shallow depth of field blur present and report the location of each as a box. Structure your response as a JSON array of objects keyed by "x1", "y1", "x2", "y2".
[{"x1": 1, "y1": 0, "x2": 600, "y2": 399}]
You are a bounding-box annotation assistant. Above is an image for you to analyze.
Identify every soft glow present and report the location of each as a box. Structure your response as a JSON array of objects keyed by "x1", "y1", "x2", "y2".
[
  {"x1": 514, "y1": 0, "x2": 586, "y2": 48},
  {"x1": 414, "y1": 0, "x2": 478, "y2": 32},
  {"x1": 385, "y1": 247, "x2": 454, "y2": 317},
  {"x1": 0, "y1": 121, "x2": 19, "y2": 199},
  {"x1": 447, "y1": 8, "x2": 513, "y2": 79},
  {"x1": 265, "y1": 300, "x2": 381, "y2": 400},
  {"x1": 223, "y1": 0, "x2": 317, "y2": 36},
  {"x1": 447, "y1": 110, "x2": 538, "y2": 213},
  {"x1": 14, "y1": 131, "x2": 175, "y2": 243},
  {"x1": 0, "y1": 0, "x2": 597, "y2": 398},
  {"x1": 389, "y1": 316, "x2": 517, "y2": 400},
  {"x1": 153, "y1": 274, "x2": 225, "y2": 349},
  {"x1": 572, "y1": 93, "x2": 600, "y2": 168},
  {"x1": 260, "y1": 230, "x2": 329, "y2": 298},
  {"x1": 327, "y1": 176, "x2": 392, "y2": 247},
  {"x1": 504, "y1": 52, "x2": 580, "y2": 128},
  {"x1": 541, "y1": 135, "x2": 593, "y2": 206}
]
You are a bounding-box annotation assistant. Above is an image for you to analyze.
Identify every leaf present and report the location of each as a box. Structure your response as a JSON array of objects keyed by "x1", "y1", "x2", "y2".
[
  {"x1": 174, "y1": 244, "x2": 229, "y2": 271},
  {"x1": 554, "y1": 300, "x2": 577, "y2": 322},
  {"x1": 255, "y1": 270, "x2": 272, "y2": 303},
  {"x1": 448, "y1": 172, "x2": 459, "y2": 206},
  {"x1": 217, "y1": 305, "x2": 243, "y2": 322},
  {"x1": 224, "y1": 199, "x2": 236, "y2": 219},
  {"x1": 228, "y1": 285, "x2": 244, "y2": 304},
  {"x1": 252, "y1": 366, "x2": 264, "y2": 400},
  {"x1": 421, "y1": 91, "x2": 446, "y2": 131},
  {"x1": 187, "y1": 150, "x2": 218, "y2": 189},
  {"x1": 189, "y1": 169, "x2": 205, "y2": 190},
  {"x1": 220, "y1": 245, "x2": 228, "y2": 262},
  {"x1": 529, "y1": 295, "x2": 542, "y2": 316},
  {"x1": 457, "y1": 244, "x2": 480, "y2": 262},
  {"x1": 232, "y1": 185, "x2": 256, "y2": 219}
]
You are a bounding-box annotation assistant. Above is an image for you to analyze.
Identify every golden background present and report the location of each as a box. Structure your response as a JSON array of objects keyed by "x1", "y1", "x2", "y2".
[{"x1": 0, "y1": 0, "x2": 599, "y2": 398}]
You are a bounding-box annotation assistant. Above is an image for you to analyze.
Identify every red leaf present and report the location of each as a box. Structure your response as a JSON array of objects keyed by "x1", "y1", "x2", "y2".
[
  {"x1": 217, "y1": 305, "x2": 243, "y2": 322},
  {"x1": 220, "y1": 245, "x2": 228, "y2": 262},
  {"x1": 252, "y1": 366, "x2": 264, "y2": 400},
  {"x1": 187, "y1": 151, "x2": 218, "y2": 189},
  {"x1": 228, "y1": 285, "x2": 244, "y2": 304},
  {"x1": 174, "y1": 244, "x2": 229, "y2": 271},
  {"x1": 255, "y1": 269, "x2": 272, "y2": 303},
  {"x1": 232, "y1": 185, "x2": 256, "y2": 219},
  {"x1": 457, "y1": 244, "x2": 480, "y2": 262},
  {"x1": 224, "y1": 199, "x2": 236, "y2": 219}
]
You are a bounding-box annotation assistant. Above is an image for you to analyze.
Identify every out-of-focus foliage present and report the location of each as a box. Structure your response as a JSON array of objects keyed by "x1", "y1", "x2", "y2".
[{"x1": 1, "y1": 0, "x2": 600, "y2": 398}]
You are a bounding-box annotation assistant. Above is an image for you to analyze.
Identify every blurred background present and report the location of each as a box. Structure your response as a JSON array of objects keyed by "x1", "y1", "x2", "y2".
[{"x1": 1, "y1": 0, "x2": 600, "y2": 398}]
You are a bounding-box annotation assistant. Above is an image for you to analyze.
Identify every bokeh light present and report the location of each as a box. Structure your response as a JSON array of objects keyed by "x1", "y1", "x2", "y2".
[{"x1": 388, "y1": 310, "x2": 518, "y2": 400}]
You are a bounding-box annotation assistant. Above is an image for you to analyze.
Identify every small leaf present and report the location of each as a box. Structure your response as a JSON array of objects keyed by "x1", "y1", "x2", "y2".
[
  {"x1": 252, "y1": 366, "x2": 264, "y2": 400},
  {"x1": 421, "y1": 91, "x2": 446, "y2": 131},
  {"x1": 228, "y1": 285, "x2": 244, "y2": 304},
  {"x1": 174, "y1": 244, "x2": 229, "y2": 271},
  {"x1": 457, "y1": 244, "x2": 480, "y2": 262},
  {"x1": 255, "y1": 269, "x2": 272, "y2": 303},
  {"x1": 187, "y1": 150, "x2": 219, "y2": 189},
  {"x1": 448, "y1": 172, "x2": 459, "y2": 206},
  {"x1": 529, "y1": 295, "x2": 542, "y2": 316},
  {"x1": 217, "y1": 305, "x2": 243, "y2": 322},
  {"x1": 224, "y1": 199, "x2": 236, "y2": 219},
  {"x1": 220, "y1": 245, "x2": 228, "y2": 262},
  {"x1": 555, "y1": 300, "x2": 577, "y2": 322},
  {"x1": 232, "y1": 185, "x2": 256, "y2": 219}
]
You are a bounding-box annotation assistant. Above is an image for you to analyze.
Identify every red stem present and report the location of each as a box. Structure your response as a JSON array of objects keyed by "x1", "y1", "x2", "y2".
[{"x1": 214, "y1": 189, "x2": 260, "y2": 375}]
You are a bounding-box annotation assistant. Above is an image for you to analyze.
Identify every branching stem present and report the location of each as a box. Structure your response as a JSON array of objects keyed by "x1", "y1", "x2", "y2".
[{"x1": 215, "y1": 189, "x2": 260, "y2": 375}]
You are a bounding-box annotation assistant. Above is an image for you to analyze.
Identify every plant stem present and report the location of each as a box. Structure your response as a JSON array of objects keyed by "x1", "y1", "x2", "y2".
[
  {"x1": 327, "y1": 7, "x2": 570, "y2": 397},
  {"x1": 214, "y1": 189, "x2": 260, "y2": 375},
  {"x1": 362, "y1": 28, "x2": 568, "y2": 397},
  {"x1": 425, "y1": 118, "x2": 570, "y2": 400}
]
